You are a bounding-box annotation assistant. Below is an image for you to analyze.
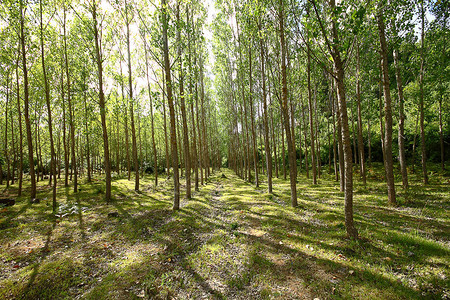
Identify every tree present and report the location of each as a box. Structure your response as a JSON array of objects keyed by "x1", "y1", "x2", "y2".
[
  {"x1": 91, "y1": 0, "x2": 112, "y2": 202},
  {"x1": 377, "y1": 4, "x2": 397, "y2": 206},
  {"x1": 20, "y1": 0, "x2": 37, "y2": 201},
  {"x1": 39, "y1": 0, "x2": 57, "y2": 211},
  {"x1": 162, "y1": 0, "x2": 180, "y2": 210}
]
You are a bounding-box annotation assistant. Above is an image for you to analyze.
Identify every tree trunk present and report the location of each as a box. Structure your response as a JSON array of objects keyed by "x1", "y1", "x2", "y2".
[
  {"x1": 83, "y1": 86, "x2": 91, "y2": 182},
  {"x1": 92, "y1": 0, "x2": 111, "y2": 202},
  {"x1": 177, "y1": 2, "x2": 191, "y2": 198},
  {"x1": 279, "y1": 0, "x2": 297, "y2": 207},
  {"x1": 15, "y1": 50, "x2": 24, "y2": 196},
  {"x1": 64, "y1": 6, "x2": 77, "y2": 193},
  {"x1": 378, "y1": 10, "x2": 397, "y2": 206},
  {"x1": 307, "y1": 17, "x2": 317, "y2": 184},
  {"x1": 143, "y1": 38, "x2": 158, "y2": 187},
  {"x1": 20, "y1": 0, "x2": 36, "y2": 200},
  {"x1": 249, "y1": 45, "x2": 259, "y2": 187},
  {"x1": 162, "y1": 0, "x2": 180, "y2": 209},
  {"x1": 4, "y1": 74, "x2": 10, "y2": 187},
  {"x1": 187, "y1": 8, "x2": 198, "y2": 191},
  {"x1": 125, "y1": 0, "x2": 139, "y2": 191},
  {"x1": 393, "y1": 49, "x2": 408, "y2": 189},
  {"x1": 419, "y1": 1, "x2": 428, "y2": 184},
  {"x1": 330, "y1": 0, "x2": 357, "y2": 238},
  {"x1": 356, "y1": 44, "x2": 366, "y2": 185},
  {"x1": 40, "y1": 0, "x2": 57, "y2": 211},
  {"x1": 260, "y1": 27, "x2": 272, "y2": 193},
  {"x1": 302, "y1": 101, "x2": 310, "y2": 179}
]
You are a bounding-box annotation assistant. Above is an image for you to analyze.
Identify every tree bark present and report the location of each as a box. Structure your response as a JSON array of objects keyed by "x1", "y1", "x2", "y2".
[
  {"x1": 356, "y1": 44, "x2": 366, "y2": 185},
  {"x1": 162, "y1": 0, "x2": 180, "y2": 209},
  {"x1": 249, "y1": 45, "x2": 259, "y2": 187},
  {"x1": 20, "y1": 0, "x2": 37, "y2": 200},
  {"x1": 177, "y1": 2, "x2": 191, "y2": 198},
  {"x1": 92, "y1": 0, "x2": 111, "y2": 202},
  {"x1": 306, "y1": 9, "x2": 317, "y2": 184},
  {"x1": 143, "y1": 38, "x2": 158, "y2": 187},
  {"x1": 393, "y1": 49, "x2": 408, "y2": 189},
  {"x1": 378, "y1": 10, "x2": 397, "y2": 206},
  {"x1": 419, "y1": 1, "x2": 428, "y2": 184},
  {"x1": 125, "y1": 0, "x2": 139, "y2": 191},
  {"x1": 259, "y1": 26, "x2": 272, "y2": 193},
  {"x1": 15, "y1": 49, "x2": 24, "y2": 196},
  {"x1": 40, "y1": 0, "x2": 57, "y2": 211},
  {"x1": 279, "y1": 0, "x2": 297, "y2": 207}
]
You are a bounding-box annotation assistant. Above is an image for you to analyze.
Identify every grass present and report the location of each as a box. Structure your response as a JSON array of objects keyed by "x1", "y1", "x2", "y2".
[{"x1": 0, "y1": 164, "x2": 449, "y2": 299}]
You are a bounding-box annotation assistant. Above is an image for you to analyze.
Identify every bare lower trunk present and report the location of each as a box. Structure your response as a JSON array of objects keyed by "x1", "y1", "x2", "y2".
[
  {"x1": 260, "y1": 31, "x2": 272, "y2": 193},
  {"x1": 92, "y1": 1, "x2": 111, "y2": 202},
  {"x1": 177, "y1": 2, "x2": 191, "y2": 198},
  {"x1": 162, "y1": 0, "x2": 180, "y2": 209},
  {"x1": 419, "y1": 2, "x2": 428, "y2": 184},
  {"x1": 279, "y1": 0, "x2": 297, "y2": 207},
  {"x1": 378, "y1": 11, "x2": 397, "y2": 206},
  {"x1": 393, "y1": 49, "x2": 408, "y2": 189},
  {"x1": 356, "y1": 44, "x2": 366, "y2": 185},
  {"x1": 20, "y1": 0, "x2": 36, "y2": 200},
  {"x1": 40, "y1": 0, "x2": 57, "y2": 211}
]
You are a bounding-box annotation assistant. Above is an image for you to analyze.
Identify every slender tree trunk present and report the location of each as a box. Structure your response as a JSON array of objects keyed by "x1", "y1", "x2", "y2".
[
  {"x1": 196, "y1": 82, "x2": 203, "y2": 185},
  {"x1": 92, "y1": 1, "x2": 111, "y2": 202},
  {"x1": 125, "y1": 0, "x2": 139, "y2": 191},
  {"x1": 379, "y1": 57, "x2": 385, "y2": 159},
  {"x1": 11, "y1": 102, "x2": 16, "y2": 186},
  {"x1": 20, "y1": 0, "x2": 36, "y2": 200},
  {"x1": 40, "y1": 0, "x2": 57, "y2": 211},
  {"x1": 307, "y1": 17, "x2": 317, "y2": 184},
  {"x1": 378, "y1": 10, "x2": 397, "y2": 206},
  {"x1": 419, "y1": 1, "x2": 428, "y2": 184},
  {"x1": 163, "y1": 75, "x2": 170, "y2": 177},
  {"x1": 143, "y1": 38, "x2": 158, "y2": 187},
  {"x1": 187, "y1": 8, "x2": 198, "y2": 191},
  {"x1": 367, "y1": 118, "x2": 372, "y2": 166},
  {"x1": 249, "y1": 45, "x2": 259, "y2": 187},
  {"x1": 260, "y1": 27, "x2": 272, "y2": 193},
  {"x1": 116, "y1": 110, "x2": 120, "y2": 175},
  {"x1": 34, "y1": 106, "x2": 40, "y2": 183},
  {"x1": 439, "y1": 12, "x2": 446, "y2": 171},
  {"x1": 64, "y1": 6, "x2": 77, "y2": 193},
  {"x1": 330, "y1": 0, "x2": 357, "y2": 238},
  {"x1": 84, "y1": 90, "x2": 91, "y2": 182},
  {"x1": 331, "y1": 87, "x2": 338, "y2": 181},
  {"x1": 119, "y1": 59, "x2": 131, "y2": 181},
  {"x1": 302, "y1": 102, "x2": 310, "y2": 179},
  {"x1": 356, "y1": 44, "x2": 366, "y2": 185},
  {"x1": 270, "y1": 103, "x2": 279, "y2": 179},
  {"x1": 393, "y1": 49, "x2": 408, "y2": 189},
  {"x1": 177, "y1": 2, "x2": 191, "y2": 198},
  {"x1": 281, "y1": 115, "x2": 287, "y2": 180},
  {"x1": 162, "y1": 0, "x2": 180, "y2": 209},
  {"x1": 61, "y1": 66, "x2": 69, "y2": 187},
  {"x1": 4, "y1": 75, "x2": 10, "y2": 187},
  {"x1": 279, "y1": 0, "x2": 297, "y2": 207},
  {"x1": 200, "y1": 58, "x2": 209, "y2": 182},
  {"x1": 15, "y1": 50, "x2": 24, "y2": 195}
]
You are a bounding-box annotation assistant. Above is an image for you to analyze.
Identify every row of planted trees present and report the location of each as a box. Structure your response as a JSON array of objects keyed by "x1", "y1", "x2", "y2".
[
  {"x1": 0, "y1": 0, "x2": 222, "y2": 211},
  {"x1": 212, "y1": 0, "x2": 448, "y2": 238}
]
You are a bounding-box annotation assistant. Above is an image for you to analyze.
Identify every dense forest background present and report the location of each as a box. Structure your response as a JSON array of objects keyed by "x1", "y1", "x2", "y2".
[{"x1": 1, "y1": 0, "x2": 448, "y2": 233}]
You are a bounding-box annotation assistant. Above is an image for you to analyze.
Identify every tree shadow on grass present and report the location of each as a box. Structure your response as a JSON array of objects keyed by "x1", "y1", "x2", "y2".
[{"x1": 20, "y1": 218, "x2": 56, "y2": 299}]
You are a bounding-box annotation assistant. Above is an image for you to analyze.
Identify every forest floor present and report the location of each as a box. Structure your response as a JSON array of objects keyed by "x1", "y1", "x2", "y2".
[{"x1": 0, "y1": 164, "x2": 449, "y2": 299}]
